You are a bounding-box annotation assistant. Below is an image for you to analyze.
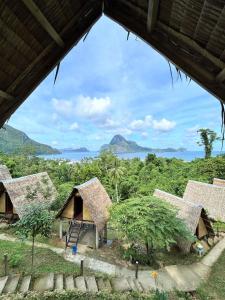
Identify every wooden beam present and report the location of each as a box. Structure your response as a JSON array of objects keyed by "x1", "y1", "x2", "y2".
[
  {"x1": 158, "y1": 22, "x2": 225, "y2": 71},
  {"x1": 22, "y1": 0, "x2": 65, "y2": 47},
  {"x1": 104, "y1": 6, "x2": 225, "y2": 102},
  {"x1": 216, "y1": 69, "x2": 225, "y2": 83},
  {"x1": 147, "y1": 0, "x2": 159, "y2": 32},
  {"x1": 0, "y1": 90, "x2": 16, "y2": 102}
]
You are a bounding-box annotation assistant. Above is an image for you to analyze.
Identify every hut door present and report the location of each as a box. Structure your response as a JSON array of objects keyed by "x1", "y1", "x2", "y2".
[
  {"x1": 5, "y1": 194, "x2": 13, "y2": 214},
  {"x1": 74, "y1": 196, "x2": 83, "y2": 220}
]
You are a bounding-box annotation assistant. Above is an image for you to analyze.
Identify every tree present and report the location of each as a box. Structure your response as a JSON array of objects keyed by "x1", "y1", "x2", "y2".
[
  {"x1": 15, "y1": 203, "x2": 54, "y2": 272},
  {"x1": 108, "y1": 158, "x2": 125, "y2": 202},
  {"x1": 110, "y1": 196, "x2": 193, "y2": 256},
  {"x1": 197, "y1": 128, "x2": 220, "y2": 159}
]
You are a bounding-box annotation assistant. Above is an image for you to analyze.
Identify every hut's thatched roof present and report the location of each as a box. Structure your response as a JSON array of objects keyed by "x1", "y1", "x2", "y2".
[
  {"x1": 0, "y1": 165, "x2": 12, "y2": 181},
  {"x1": 1, "y1": 1, "x2": 225, "y2": 126},
  {"x1": 213, "y1": 178, "x2": 225, "y2": 187},
  {"x1": 154, "y1": 189, "x2": 214, "y2": 252},
  {"x1": 57, "y1": 177, "x2": 112, "y2": 231},
  {"x1": 154, "y1": 189, "x2": 204, "y2": 234},
  {"x1": 183, "y1": 180, "x2": 225, "y2": 222},
  {"x1": 0, "y1": 172, "x2": 57, "y2": 218}
]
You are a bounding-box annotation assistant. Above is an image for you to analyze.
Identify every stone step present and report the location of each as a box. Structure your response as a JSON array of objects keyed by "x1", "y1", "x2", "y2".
[
  {"x1": 65, "y1": 276, "x2": 75, "y2": 290},
  {"x1": 33, "y1": 273, "x2": 54, "y2": 292},
  {"x1": 55, "y1": 274, "x2": 64, "y2": 290},
  {"x1": 85, "y1": 276, "x2": 98, "y2": 292},
  {"x1": 0, "y1": 277, "x2": 8, "y2": 294},
  {"x1": 133, "y1": 279, "x2": 143, "y2": 292},
  {"x1": 3, "y1": 275, "x2": 20, "y2": 294},
  {"x1": 138, "y1": 277, "x2": 156, "y2": 292},
  {"x1": 127, "y1": 277, "x2": 138, "y2": 291},
  {"x1": 111, "y1": 277, "x2": 131, "y2": 292},
  {"x1": 75, "y1": 276, "x2": 86, "y2": 292},
  {"x1": 19, "y1": 275, "x2": 31, "y2": 293},
  {"x1": 157, "y1": 269, "x2": 177, "y2": 291},
  {"x1": 97, "y1": 278, "x2": 112, "y2": 292}
]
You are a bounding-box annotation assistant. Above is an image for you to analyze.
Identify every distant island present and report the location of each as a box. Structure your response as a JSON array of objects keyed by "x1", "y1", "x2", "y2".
[
  {"x1": 100, "y1": 135, "x2": 186, "y2": 153},
  {"x1": 0, "y1": 125, "x2": 60, "y2": 155},
  {"x1": 62, "y1": 147, "x2": 90, "y2": 153}
]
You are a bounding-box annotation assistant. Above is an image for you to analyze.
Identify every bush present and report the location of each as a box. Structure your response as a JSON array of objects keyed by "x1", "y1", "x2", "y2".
[
  {"x1": 9, "y1": 253, "x2": 23, "y2": 268},
  {"x1": 120, "y1": 244, "x2": 156, "y2": 266}
]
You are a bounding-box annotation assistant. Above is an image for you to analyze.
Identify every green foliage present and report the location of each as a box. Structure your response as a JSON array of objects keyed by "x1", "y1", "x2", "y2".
[
  {"x1": 197, "y1": 128, "x2": 220, "y2": 159},
  {"x1": 1, "y1": 290, "x2": 155, "y2": 300},
  {"x1": 15, "y1": 202, "x2": 54, "y2": 270},
  {"x1": 9, "y1": 253, "x2": 23, "y2": 268},
  {"x1": 110, "y1": 196, "x2": 193, "y2": 255},
  {"x1": 0, "y1": 124, "x2": 59, "y2": 155},
  {"x1": 1, "y1": 150, "x2": 225, "y2": 210},
  {"x1": 153, "y1": 290, "x2": 168, "y2": 300}
]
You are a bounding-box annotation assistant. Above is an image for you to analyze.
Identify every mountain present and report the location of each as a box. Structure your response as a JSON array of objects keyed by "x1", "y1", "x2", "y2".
[
  {"x1": 100, "y1": 135, "x2": 152, "y2": 153},
  {"x1": 0, "y1": 125, "x2": 60, "y2": 155},
  {"x1": 100, "y1": 135, "x2": 186, "y2": 153},
  {"x1": 62, "y1": 147, "x2": 90, "y2": 152}
]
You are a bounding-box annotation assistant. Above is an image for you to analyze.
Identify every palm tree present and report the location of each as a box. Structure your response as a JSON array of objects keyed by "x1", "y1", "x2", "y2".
[
  {"x1": 197, "y1": 128, "x2": 220, "y2": 159},
  {"x1": 108, "y1": 159, "x2": 125, "y2": 202}
]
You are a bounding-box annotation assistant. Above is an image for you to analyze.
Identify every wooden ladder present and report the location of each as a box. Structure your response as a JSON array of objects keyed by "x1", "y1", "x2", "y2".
[{"x1": 65, "y1": 220, "x2": 83, "y2": 249}]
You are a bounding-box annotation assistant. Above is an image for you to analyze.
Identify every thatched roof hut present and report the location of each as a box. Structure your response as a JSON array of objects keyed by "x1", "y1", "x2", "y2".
[
  {"x1": 154, "y1": 189, "x2": 214, "y2": 253},
  {"x1": 213, "y1": 178, "x2": 225, "y2": 187},
  {"x1": 0, "y1": 172, "x2": 57, "y2": 219},
  {"x1": 0, "y1": 165, "x2": 12, "y2": 181},
  {"x1": 57, "y1": 178, "x2": 112, "y2": 232},
  {"x1": 1, "y1": 1, "x2": 225, "y2": 127},
  {"x1": 183, "y1": 180, "x2": 225, "y2": 223}
]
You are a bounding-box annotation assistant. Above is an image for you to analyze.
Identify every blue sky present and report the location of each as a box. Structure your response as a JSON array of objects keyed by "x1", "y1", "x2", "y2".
[{"x1": 9, "y1": 16, "x2": 222, "y2": 151}]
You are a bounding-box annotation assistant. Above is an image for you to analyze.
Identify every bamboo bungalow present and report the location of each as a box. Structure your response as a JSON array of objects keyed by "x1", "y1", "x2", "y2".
[
  {"x1": 56, "y1": 178, "x2": 112, "y2": 249},
  {"x1": 154, "y1": 189, "x2": 214, "y2": 253},
  {"x1": 0, "y1": 165, "x2": 12, "y2": 181},
  {"x1": 0, "y1": 171, "x2": 57, "y2": 222},
  {"x1": 183, "y1": 180, "x2": 225, "y2": 223}
]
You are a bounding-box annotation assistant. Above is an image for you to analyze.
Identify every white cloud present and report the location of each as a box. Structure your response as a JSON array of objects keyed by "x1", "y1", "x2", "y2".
[
  {"x1": 99, "y1": 118, "x2": 121, "y2": 129},
  {"x1": 141, "y1": 132, "x2": 148, "y2": 139},
  {"x1": 130, "y1": 115, "x2": 153, "y2": 131},
  {"x1": 52, "y1": 98, "x2": 74, "y2": 117},
  {"x1": 76, "y1": 96, "x2": 111, "y2": 119},
  {"x1": 69, "y1": 122, "x2": 79, "y2": 131},
  {"x1": 129, "y1": 115, "x2": 175, "y2": 132},
  {"x1": 152, "y1": 118, "x2": 176, "y2": 132},
  {"x1": 52, "y1": 141, "x2": 58, "y2": 146}
]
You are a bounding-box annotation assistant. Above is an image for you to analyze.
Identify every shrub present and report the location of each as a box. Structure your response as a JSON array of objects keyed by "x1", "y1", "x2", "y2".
[{"x1": 9, "y1": 253, "x2": 23, "y2": 268}]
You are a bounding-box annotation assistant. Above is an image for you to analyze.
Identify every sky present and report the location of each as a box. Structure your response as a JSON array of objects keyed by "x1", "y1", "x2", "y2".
[{"x1": 8, "y1": 16, "x2": 222, "y2": 151}]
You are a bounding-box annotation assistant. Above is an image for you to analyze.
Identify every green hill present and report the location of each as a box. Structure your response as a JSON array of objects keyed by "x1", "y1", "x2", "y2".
[
  {"x1": 100, "y1": 135, "x2": 152, "y2": 153},
  {"x1": 100, "y1": 135, "x2": 186, "y2": 153},
  {"x1": 0, "y1": 125, "x2": 60, "y2": 155}
]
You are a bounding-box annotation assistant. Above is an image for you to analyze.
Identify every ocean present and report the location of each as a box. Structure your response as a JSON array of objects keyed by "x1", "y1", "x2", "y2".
[{"x1": 39, "y1": 150, "x2": 225, "y2": 162}]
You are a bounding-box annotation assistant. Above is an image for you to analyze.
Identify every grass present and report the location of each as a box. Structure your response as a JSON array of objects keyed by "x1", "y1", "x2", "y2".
[
  {"x1": 0, "y1": 240, "x2": 79, "y2": 276},
  {"x1": 196, "y1": 249, "x2": 225, "y2": 300}
]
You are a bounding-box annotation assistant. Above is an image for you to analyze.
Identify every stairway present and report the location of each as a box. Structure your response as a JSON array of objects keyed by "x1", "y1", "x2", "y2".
[
  {"x1": 0, "y1": 273, "x2": 150, "y2": 295},
  {"x1": 66, "y1": 221, "x2": 83, "y2": 248}
]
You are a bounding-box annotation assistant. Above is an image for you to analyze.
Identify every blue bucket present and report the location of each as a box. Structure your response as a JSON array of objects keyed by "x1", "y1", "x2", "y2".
[{"x1": 72, "y1": 245, "x2": 77, "y2": 255}]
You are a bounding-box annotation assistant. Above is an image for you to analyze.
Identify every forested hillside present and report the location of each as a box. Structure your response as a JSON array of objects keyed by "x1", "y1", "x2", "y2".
[
  {"x1": 0, "y1": 125, "x2": 60, "y2": 155},
  {"x1": 1, "y1": 151, "x2": 225, "y2": 211}
]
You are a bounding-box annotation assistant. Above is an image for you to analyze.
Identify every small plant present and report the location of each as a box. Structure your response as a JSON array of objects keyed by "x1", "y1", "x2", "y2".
[
  {"x1": 9, "y1": 253, "x2": 23, "y2": 268},
  {"x1": 153, "y1": 290, "x2": 168, "y2": 300}
]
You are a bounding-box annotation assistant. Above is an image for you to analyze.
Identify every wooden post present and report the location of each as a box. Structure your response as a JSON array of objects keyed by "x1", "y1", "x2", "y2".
[
  {"x1": 4, "y1": 254, "x2": 8, "y2": 276},
  {"x1": 59, "y1": 219, "x2": 63, "y2": 239},
  {"x1": 135, "y1": 261, "x2": 139, "y2": 279},
  {"x1": 104, "y1": 224, "x2": 108, "y2": 244},
  {"x1": 95, "y1": 226, "x2": 99, "y2": 249},
  {"x1": 80, "y1": 260, "x2": 84, "y2": 276}
]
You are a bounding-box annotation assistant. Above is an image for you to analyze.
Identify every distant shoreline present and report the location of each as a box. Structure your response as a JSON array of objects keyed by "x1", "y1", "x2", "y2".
[{"x1": 39, "y1": 150, "x2": 225, "y2": 162}]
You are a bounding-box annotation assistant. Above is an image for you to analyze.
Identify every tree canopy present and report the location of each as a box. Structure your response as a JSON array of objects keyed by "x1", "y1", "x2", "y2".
[{"x1": 110, "y1": 196, "x2": 193, "y2": 255}]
